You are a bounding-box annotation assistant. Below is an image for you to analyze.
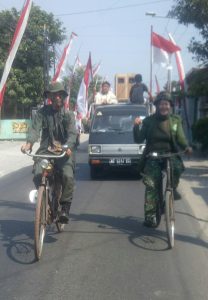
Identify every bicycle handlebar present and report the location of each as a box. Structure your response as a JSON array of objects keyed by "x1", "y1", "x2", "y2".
[
  {"x1": 25, "y1": 151, "x2": 66, "y2": 159},
  {"x1": 147, "y1": 151, "x2": 185, "y2": 159}
]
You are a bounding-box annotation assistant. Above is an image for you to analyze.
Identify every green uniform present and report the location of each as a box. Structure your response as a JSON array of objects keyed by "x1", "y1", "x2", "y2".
[
  {"x1": 27, "y1": 105, "x2": 77, "y2": 204},
  {"x1": 134, "y1": 113, "x2": 188, "y2": 222}
]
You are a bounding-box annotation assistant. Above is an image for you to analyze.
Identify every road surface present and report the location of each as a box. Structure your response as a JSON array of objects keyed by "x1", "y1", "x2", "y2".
[{"x1": 0, "y1": 137, "x2": 208, "y2": 300}]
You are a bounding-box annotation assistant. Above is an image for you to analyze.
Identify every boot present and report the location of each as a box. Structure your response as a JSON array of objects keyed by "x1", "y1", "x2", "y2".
[
  {"x1": 143, "y1": 215, "x2": 158, "y2": 228},
  {"x1": 59, "y1": 202, "x2": 71, "y2": 224},
  {"x1": 173, "y1": 189, "x2": 181, "y2": 200}
]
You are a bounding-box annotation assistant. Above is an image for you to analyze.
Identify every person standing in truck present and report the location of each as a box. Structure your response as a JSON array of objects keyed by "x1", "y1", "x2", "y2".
[{"x1": 129, "y1": 74, "x2": 152, "y2": 104}]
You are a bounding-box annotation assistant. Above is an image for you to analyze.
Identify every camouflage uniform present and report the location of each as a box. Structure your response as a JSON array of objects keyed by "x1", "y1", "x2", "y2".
[
  {"x1": 27, "y1": 105, "x2": 77, "y2": 205},
  {"x1": 134, "y1": 113, "x2": 188, "y2": 222}
]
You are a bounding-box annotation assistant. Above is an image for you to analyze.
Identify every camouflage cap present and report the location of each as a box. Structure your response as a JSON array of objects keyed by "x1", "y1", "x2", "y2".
[
  {"x1": 154, "y1": 91, "x2": 173, "y2": 106},
  {"x1": 43, "y1": 82, "x2": 68, "y2": 98}
]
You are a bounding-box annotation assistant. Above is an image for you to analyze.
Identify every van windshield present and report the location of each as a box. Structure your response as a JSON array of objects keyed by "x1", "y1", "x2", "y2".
[{"x1": 91, "y1": 108, "x2": 147, "y2": 133}]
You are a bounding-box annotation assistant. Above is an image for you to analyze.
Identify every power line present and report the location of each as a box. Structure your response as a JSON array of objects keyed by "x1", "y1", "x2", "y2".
[{"x1": 55, "y1": 0, "x2": 171, "y2": 17}]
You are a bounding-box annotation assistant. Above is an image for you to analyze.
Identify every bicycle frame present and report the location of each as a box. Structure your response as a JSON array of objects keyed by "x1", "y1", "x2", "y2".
[
  {"x1": 147, "y1": 151, "x2": 184, "y2": 248},
  {"x1": 24, "y1": 148, "x2": 67, "y2": 260}
]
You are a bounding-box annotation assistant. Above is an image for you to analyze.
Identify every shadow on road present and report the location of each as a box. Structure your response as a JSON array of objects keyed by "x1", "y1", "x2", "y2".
[
  {"x1": 68, "y1": 212, "x2": 208, "y2": 251},
  {"x1": 0, "y1": 219, "x2": 60, "y2": 264}
]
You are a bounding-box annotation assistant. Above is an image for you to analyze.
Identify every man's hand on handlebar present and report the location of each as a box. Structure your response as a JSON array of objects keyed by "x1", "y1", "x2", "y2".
[
  {"x1": 21, "y1": 142, "x2": 32, "y2": 153},
  {"x1": 134, "y1": 117, "x2": 142, "y2": 126},
  {"x1": 66, "y1": 148, "x2": 72, "y2": 157},
  {"x1": 185, "y1": 146, "x2": 193, "y2": 155}
]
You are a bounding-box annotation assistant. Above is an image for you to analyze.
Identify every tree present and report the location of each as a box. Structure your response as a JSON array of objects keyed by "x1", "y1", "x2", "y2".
[
  {"x1": 169, "y1": 0, "x2": 208, "y2": 64},
  {"x1": 0, "y1": 5, "x2": 66, "y2": 118}
]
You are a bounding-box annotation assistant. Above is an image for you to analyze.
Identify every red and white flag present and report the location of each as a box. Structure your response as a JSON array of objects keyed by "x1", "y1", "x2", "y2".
[
  {"x1": 0, "y1": 0, "x2": 32, "y2": 107},
  {"x1": 77, "y1": 53, "x2": 93, "y2": 118},
  {"x1": 52, "y1": 32, "x2": 77, "y2": 82},
  {"x1": 168, "y1": 33, "x2": 185, "y2": 90},
  {"x1": 151, "y1": 31, "x2": 181, "y2": 66}
]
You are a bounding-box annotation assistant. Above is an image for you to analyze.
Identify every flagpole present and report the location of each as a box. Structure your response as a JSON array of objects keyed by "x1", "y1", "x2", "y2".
[{"x1": 150, "y1": 25, "x2": 153, "y2": 96}]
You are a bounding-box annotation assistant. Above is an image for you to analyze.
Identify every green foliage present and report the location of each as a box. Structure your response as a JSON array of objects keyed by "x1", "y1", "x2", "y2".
[
  {"x1": 192, "y1": 117, "x2": 208, "y2": 150},
  {"x1": 169, "y1": 0, "x2": 208, "y2": 64},
  {"x1": 0, "y1": 4, "x2": 66, "y2": 118},
  {"x1": 186, "y1": 69, "x2": 208, "y2": 97}
]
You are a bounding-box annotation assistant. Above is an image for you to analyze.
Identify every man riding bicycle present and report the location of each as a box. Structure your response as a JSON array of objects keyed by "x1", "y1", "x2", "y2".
[
  {"x1": 21, "y1": 82, "x2": 77, "y2": 224},
  {"x1": 133, "y1": 91, "x2": 192, "y2": 228}
]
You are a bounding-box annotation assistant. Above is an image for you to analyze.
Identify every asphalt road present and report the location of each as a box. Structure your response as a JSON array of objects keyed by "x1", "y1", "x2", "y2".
[{"x1": 0, "y1": 139, "x2": 208, "y2": 300}]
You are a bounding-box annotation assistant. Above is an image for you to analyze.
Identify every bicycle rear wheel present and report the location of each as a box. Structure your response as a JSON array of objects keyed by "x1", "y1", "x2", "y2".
[
  {"x1": 165, "y1": 190, "x2": 175, "y2": 248},
  {"x1": 34, "y1": 186, "x2": 47, "y2": 260}
]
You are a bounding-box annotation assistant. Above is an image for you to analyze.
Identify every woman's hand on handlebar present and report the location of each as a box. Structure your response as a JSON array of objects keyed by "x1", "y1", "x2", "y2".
[
  {"x1": 21, "y1": 142, "x2": 32, "y2": 153},
  {"x1": 134, "y1": 117, "x2": 142, "y2": 126}
]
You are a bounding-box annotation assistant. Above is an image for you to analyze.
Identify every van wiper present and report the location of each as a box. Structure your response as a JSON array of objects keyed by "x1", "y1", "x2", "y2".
[{"x1": 107, "y1": 127, "x2": 121, "y2": 131}]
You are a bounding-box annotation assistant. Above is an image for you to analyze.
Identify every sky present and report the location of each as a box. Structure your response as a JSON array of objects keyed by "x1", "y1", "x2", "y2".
[{"x1": 0, "y1": 0, "x2": 200, "y2": 94}]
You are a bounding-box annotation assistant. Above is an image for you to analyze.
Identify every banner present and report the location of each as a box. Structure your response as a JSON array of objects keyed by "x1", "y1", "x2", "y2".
[
  {"x1": 152, "y1": 31, "x2": 181, "y2": 66},
  {"x1": 76, "y1": 53, "x2": 93, "y2": 118},
  {"x1": 52, "y1": 32, "x2": 78, "y2": 82},
  {"x1": 0, "y1": 0, "x2": 33, "y2": 107}
]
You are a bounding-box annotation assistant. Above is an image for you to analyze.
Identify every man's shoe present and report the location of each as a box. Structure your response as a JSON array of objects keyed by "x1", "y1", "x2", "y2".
[
  {"x1": 143, "y1": 216, "x2": 158, "y2": 228},
  {"x1": 173, "y1": 189, "x2": 181, "y2": 200},
  {"x1": 59, "y1": 203, "x2": 71, "y2": 224}
]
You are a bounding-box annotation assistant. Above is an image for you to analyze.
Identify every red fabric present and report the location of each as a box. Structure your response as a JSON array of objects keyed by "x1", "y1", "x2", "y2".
[
  {"x1": 175, "y1": 53, "x2": 185, "y2": 90},
  {"x1": 84, "y1": 53, "x2": 93, "y2": 97},
  {"x1": 52, "y1": 32, "x2": 77, "y2": 82},
  {"x1": 0, "y1": 0, "x2": 31, "y2": 107},
  {"x1": 9, "y1": 0, "x2": 31, "y2": 52},
  {"x1": 168, "y1": 33, "x2": 185, "y2": 90},
  {"x1": 0, "y1": 84, "x2": 6, "y2": 107},
  {"x1": 152, "y1": 32, "x2": 181, "y2": 53}
]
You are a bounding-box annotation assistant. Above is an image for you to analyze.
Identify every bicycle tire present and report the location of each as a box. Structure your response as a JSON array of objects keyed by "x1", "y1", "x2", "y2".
[
  {"x1": 34, "y1": 186, "x2": 47, "y2": 260},
  {"x1": 165, "y1": 190, "x2": 175, "y2": 248}
]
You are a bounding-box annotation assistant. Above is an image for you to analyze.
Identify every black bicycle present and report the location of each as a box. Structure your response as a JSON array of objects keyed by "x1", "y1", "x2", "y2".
[
  {"x1": 148, "y1": 151, "x2": 184, "y2": 248},
  {"x1": 25, "y1": 145, "x2": 68, "y2": 260}
]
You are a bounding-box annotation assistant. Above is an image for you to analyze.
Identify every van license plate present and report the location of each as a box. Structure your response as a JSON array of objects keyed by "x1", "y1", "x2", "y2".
[{"x1": 109, "y1": 158, "x2": 131, "y2": 165}]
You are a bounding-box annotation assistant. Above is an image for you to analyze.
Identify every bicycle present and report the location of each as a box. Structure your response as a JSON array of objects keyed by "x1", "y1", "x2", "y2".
[
  {"x1": 147, "y1": 151, "x2": 184, "y2": 249},
  {"x1": 25, "y1": 145, "x2": 68, "y2": 260}
]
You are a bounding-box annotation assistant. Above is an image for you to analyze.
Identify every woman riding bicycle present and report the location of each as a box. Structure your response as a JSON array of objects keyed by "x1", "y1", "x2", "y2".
[{"x1": 133, "y1": 91, "x2": 192, "y2": 228}]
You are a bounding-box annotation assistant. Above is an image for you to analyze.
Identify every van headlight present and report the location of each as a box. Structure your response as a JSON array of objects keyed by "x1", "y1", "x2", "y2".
[{"x1": 90, "y1": 145, "x2": 101, "y2": 154}]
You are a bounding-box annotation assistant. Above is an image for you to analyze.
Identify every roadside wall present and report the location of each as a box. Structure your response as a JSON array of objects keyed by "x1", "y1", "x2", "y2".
[{"x1": 0, "y1": 119, "x2": 31, "y2": 140}]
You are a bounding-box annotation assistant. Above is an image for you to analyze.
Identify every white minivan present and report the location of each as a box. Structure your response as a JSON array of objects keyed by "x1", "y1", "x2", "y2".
[{"x1": 88, "y1": 103, "x2": 148, "y2": 179}]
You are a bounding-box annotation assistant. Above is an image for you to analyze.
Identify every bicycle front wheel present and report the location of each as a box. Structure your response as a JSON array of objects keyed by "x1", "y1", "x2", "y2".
[
  {"x1": 165, "y1": 190, "x2": 175, "y2": 249},
  {"x1": 34, "y1": 186, "x2": 47, "y2": 260}
]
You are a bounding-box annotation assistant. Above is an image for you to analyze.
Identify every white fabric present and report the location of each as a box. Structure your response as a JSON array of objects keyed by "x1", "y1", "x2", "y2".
[
  {"x1": 153, "y1": 46, "x2": 170, "y2": 67},
  {"x1": 77, "y1": 78, "x2": 87, "y2": 117},
  {"x1": 95, "y1": 91, "x2": 118, "y2": 105}
]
